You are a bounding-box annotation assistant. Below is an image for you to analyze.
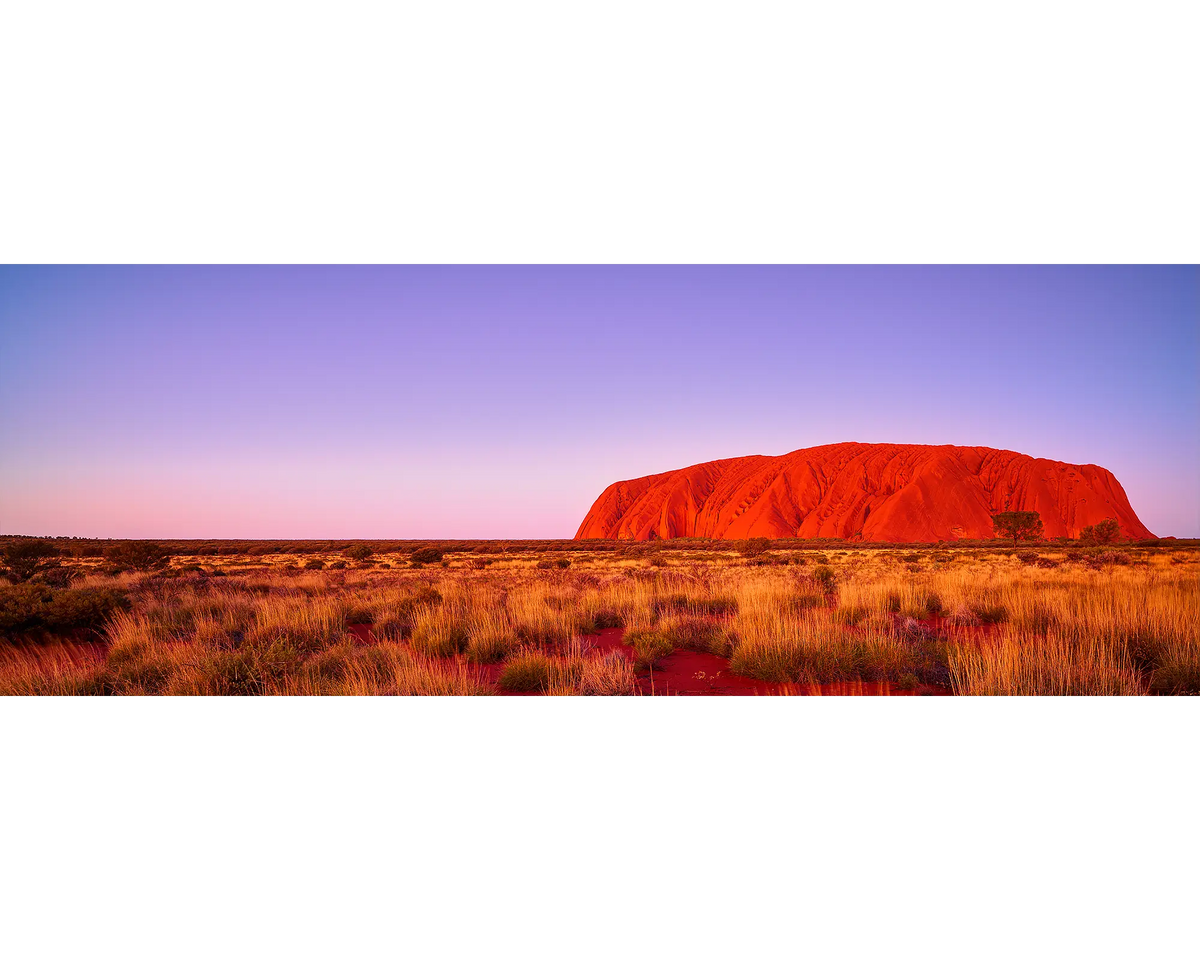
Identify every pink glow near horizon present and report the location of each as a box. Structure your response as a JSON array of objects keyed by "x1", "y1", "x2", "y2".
[{"x1": 1, "y1": 266, "x2": 1195, "y2": 538}]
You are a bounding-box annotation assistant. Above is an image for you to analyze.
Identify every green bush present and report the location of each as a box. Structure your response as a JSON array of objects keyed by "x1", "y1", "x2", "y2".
[
  {"x1": 1, "y1": 540, "x2": 61, "y2": 583},
  {"x1": 625, "y1": 629, "x2": 675, "y2": 669},
  {"x1": 0, "y1": 585, "x2": 53, "y2": 632},
  {"x1": 991, "y1": 511, "x2": 1044, "y2": 545},
  {"x1": 740, "y1": 537, "x2": 771, "y2": 557},
  {"x1": 0, "y1": 585, "x2": 130, "y2": 637},
  {"x1": 1080, "y1": 519, "x2": 1120, "y2": 546},
  {"x1": 106, "y1": 541, "x2": 172, "y2": 571},
  {"x1": 36, "y1": 567, "x2": 81, "y2": 588},
  {"x1": 410, "y1": 547, "x2": 444, "y2": 565},
  {"x1": 45, "y1": 588, "x2": 132, "y2": 630},
  {"x1": 497, "y1": 652, "x2": 554, "y2": 692},
  {"x1": 812, "y1": 565, "x2": 836, "y2": 591}
]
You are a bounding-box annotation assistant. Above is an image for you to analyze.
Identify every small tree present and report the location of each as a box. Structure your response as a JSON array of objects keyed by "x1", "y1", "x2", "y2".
[
  {"x1": 1, "y1": 540, "x2": 62, "y2": 583},
  {"x1": 106, "y1": 541, "x2": 172, "y2": 571},
  {"x1": 1079, "y1": 518, "x2": 1120, "y2": 546},
  {"x1": 410, "y1": 546, "x2": 444, "y2": 566},
  {"x1": 344, "y1": 544, "x2": 374, "y2": 562},
  {"x1": 741, "y1": 537, "x2": 771, "y2": 557},
  {"x1": 991, "y1": 511, "x2": 1044, "y2": 546}
]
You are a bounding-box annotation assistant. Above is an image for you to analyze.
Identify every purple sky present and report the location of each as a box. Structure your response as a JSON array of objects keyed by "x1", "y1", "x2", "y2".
[{"x1": 1, "y1": 265, "x2": 1195, "y2": 539}]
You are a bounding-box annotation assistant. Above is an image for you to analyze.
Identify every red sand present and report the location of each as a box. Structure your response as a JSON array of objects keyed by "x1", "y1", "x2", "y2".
[
  {"x1": 574, "y1": 441, "x2": 1153, "y2": 543},
  {"x1": 587, "y1": 628, "x2": 945, "y2": 696},
  {"x1": 345, "y1": 624, "x2": 945, "y2": 696}
]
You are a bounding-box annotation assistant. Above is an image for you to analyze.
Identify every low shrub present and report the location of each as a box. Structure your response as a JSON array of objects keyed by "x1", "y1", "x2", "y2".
[
  {"x1": 0, "y1": 585, "x2": 131, "y2": 637},
  {"x1": 35, "y1": 566, "x2": 82, "y2": 588},
  {"x1": 1079, "y1": 519, "x2": 1120, "y2": 547},
  {"x1": 44, "y1": 588, "x2": 133, "y2": 631},
  {"x1": 832, "y1": 606, "x2": 867, "y2": 626},
  {"x1": 740, "y1": 537, "x2": 771, "y2": 557},
  {"x1": 652, "y1": 594, "x2": 737, "y2": 617},
  {"x1": 971, "y1": 604, "x2": 1009, "y2": 625},
  {"x1": 812, "y1": 565, "x2": 837, "y2": 591},
  {"x1": 106, "y1": 541, "x2": 172, "y2": 572},
  {"x1": 2, "y1": 540, "x2": 62, "y2": 583},
  {"x1": 498, "y1": 652, "x2": 552, "y2": 691},
  {"x1": 588, "y1": 609, "x2": 625, "y2": 631},
  {"x1": 625, "y1": 628, "x2": 675, "y2": 669}
]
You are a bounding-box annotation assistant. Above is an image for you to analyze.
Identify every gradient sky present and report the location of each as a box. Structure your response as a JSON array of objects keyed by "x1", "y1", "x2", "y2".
[{"x1": 1, "y1": 265, "x2": 1195, "y2": 539}]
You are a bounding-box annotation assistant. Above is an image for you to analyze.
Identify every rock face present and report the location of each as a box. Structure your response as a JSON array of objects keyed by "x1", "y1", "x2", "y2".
[{"x1": 574, "y1": 442, "x2": 1153, "y2": 543}]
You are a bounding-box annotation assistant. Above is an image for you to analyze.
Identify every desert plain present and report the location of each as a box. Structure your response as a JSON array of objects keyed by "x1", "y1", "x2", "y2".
[{"x1": 2, "y1": 536, "x2": 1196, "y2": 696}]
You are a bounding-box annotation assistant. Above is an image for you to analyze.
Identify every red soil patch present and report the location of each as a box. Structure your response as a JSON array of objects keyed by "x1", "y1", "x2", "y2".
[
  {"x1": 343, "y1": 624, "x2": 951, "y2": 696},
  {"x1": 588, "y1": 627, "x2": 945, "y2": 696},
  {"x1": 5, "y1": 622, "x2": 949, "y2": 696}
]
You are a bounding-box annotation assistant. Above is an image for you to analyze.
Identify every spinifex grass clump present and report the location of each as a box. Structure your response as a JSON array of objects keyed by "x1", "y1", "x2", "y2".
[
  {"x1": 651, "y1": 593, "x2": 738, "y2": 617},
  {"x1": 728, "y1": 612, "x2": 929, "y2": 685},
  {"x1": 506, "y1": 583, "x2": 586, "y2": 645},
  {"x1": 410, "y1": 604, "x2": 469, "y2": 657},
  {"x1": 497, "y1": 649, "x2": 584, "y2": 693},
  {"x1": 1145, "y1": 646, "x2": 1200, "y2": 694},
  {"x1": 835, "y1": 577, "x2": 942, "y2": 620},
  {"x1": 464, "y1": 603, "x2": 518, "y2": 663},
  {"x1": 497, "y1": 651, "x2": 555, "y2": 692},
  {"x1": 625, "y1": 628, "x2": 675, "y2": 670},
  {"x1": 0, "y1": 639, "x2": 109, "y2": 695},
  {"x1": 948, "y1": 629, "x2": 1143, "y2": 696},
  {"x1": 283, "y1": 643, "x2": 490, "y2": 696},
  {"x1": 245, "y1": 596, "x2": 346, "y2": 655},
  {"x1": 649, "y1": 614, "x2": 734, "y2": 657},
  {"x1": 580, "y1": 651, "x2": 637, "y2": 695}
]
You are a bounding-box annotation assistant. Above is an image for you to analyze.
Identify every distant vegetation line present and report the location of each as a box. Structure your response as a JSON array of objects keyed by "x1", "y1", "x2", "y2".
[{"x1": 1, "y1": 535, "x2": 1194, "y2": 558}]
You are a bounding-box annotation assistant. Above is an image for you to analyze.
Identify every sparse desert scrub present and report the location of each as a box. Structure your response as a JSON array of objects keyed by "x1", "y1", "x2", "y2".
[
  {"x1": 727, "y1": 611, "x2": 935, "y2": 685},
  {"x1": 244, "y1": 595, "x2": 347, "y2": 655},
  {"x1": 497, "y1": 649, "x2": 584, "y2": 693},
  {"x1": 0, "y1": 639, "x2": 108, "y2": 695},
  {"x1": 1, "y1": 543, "x2": 1196, "y2": 695},
  {"x1": 580, "y1": 651, "x2": 638, "y2": 695},
  {"x1": 410, "y1": 603, "x2": 470, "y2": 657},
  {"x1": 464, "y1": 604, "x2": 517, "y2": 663},
  {"x1": 497, "y1": 651, "x2": 556, "y2": 691},
  {"x1": 282, "y1": 643, "x2": 491, "y2": 696},
  {"x1": 835, "y1": 575, "x2": 943, "y2": 620},
  {"x1": 506, "y1": 582, "x2": 587, "y2": 644},
  {"x1": 947, "y1": 629, "x2": 1144, "y2": 696},
  {"x1": 625, "y1": 628, "x2": 676, "y2": 670}
]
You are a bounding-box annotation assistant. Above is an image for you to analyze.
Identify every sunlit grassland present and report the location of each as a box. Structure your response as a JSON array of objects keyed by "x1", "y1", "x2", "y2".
[{"x1": 1, "y1": 545, "x2": 1196, "y2": 695}]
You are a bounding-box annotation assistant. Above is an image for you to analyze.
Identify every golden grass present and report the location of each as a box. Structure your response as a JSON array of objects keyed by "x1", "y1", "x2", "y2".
[
  {"x1": 2, "y1": 546, "x2": 1196, "y2": 695},
  {"x1": 0, "y1": 639, "x2": 108, "y2": 695},
  {"x1": 728, "y1": 611, "x2": 925, "y2": 685},
  {"x1": 948, "y1": 630, "x2": 1144, "y2": 696}
]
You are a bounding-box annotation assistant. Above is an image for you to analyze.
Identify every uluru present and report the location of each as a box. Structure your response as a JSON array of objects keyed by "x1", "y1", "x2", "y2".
[{"x1": 574, "y1": 442, "x2": 1154, "y2": 543}]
